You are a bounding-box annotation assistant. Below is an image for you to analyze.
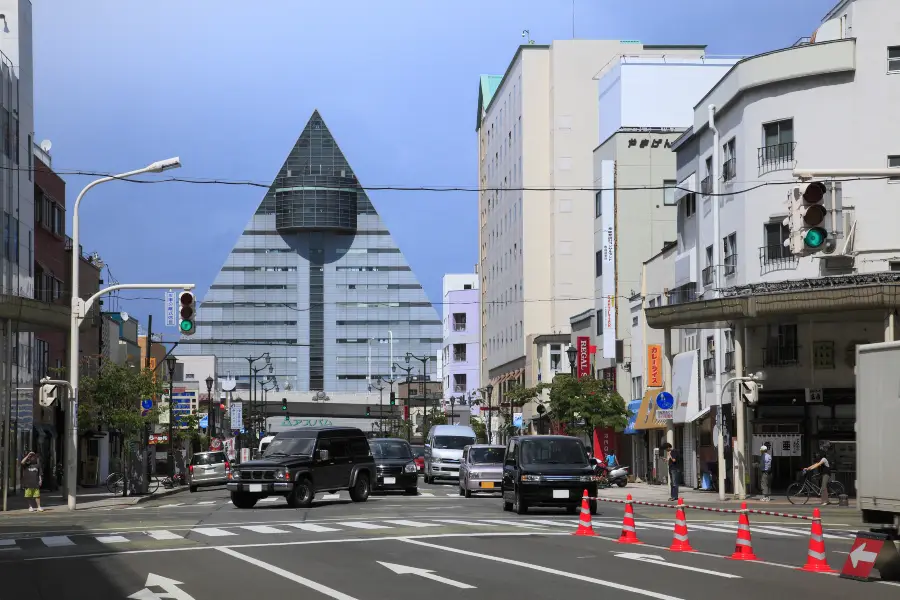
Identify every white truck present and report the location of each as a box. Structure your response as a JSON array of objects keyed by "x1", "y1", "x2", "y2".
[{"x1": 856, "y1": 341, "x2": 900, "y2": 534}]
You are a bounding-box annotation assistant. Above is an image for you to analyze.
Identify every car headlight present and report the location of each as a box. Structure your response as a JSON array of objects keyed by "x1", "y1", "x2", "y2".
[
  {"x1": 404, "y1": 462, "x2": 417, "y2": 473},
  {"x1": 230, "y1": 470, "x2": 241, "y2": 480},
  {"x1": 521, "y1": 474, "x2": 542, "y2": 482},
  {"x1": 275, "y1": 469, "x2": 287, "y2": 480}
]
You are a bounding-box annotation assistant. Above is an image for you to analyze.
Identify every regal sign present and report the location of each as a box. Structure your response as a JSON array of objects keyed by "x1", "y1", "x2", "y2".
[{"x1": 577, "y1": 336, "x2": 591, "y2": 379}]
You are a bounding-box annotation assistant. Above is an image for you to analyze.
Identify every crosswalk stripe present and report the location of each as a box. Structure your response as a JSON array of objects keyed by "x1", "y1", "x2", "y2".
[
  {"x1": 320, "y1": 493, "x2": 341, "y2": 500},
  {"x1": 528, "y1": 519, "x2": 619, "y2": 530},
  {"x1": 258, "y1": 497, "x2": 281, "y2": 503},
  {"x1": 288, "y1": 523, "x2": 340, "y2": 533},
  {"x1": 41, "y1": 536, "x2": 74, "y2": 547},
  {"x1": 192, "y1": 528, "x2": 236, "y2": 537},
  {"x1": 159, "y1": 503, "x2": 184, "y2": 508},
  {"x1": 240, "y1": 525, "x2": 289, "y2": 534},
  {"x1": 196, "y1": 501, "x2": 217, "y2": 505},
  {"x1": 96, "y1": 535, "x2": 129, "y2": 544},
  {"x1": 146, "y1": 530, "x2": 182, "y2": 540},
  {"x1": 479, "y1": 520, "x2": 547, "y2": 528},
  {"x1": 446, "y1": 493, "x2": 459, "y2": 497},
  {"x1": 418, "y1": 492, "x2": 434, "y2": 497},
  {"x1": 0, "y1": 539, "x2": 15, "y2": 546},
  {"x1": 124, "y1": 506, "x2": 144, "y2": 510},
  {"x1": 713, "y1": 522, "x2": 798, "y2": 538},
  {"x1": 383, "y1": 520, "x2": 440, "y2": 528},
  {"x1": 335, "y1": 521, "x2": 392, "y2": 529},
  {"x1": 435, "y1": 519, "x2": 496, "y2": 527},
  {"x1": 755, "y1": 525, "x2": 848, "y2": 540}
]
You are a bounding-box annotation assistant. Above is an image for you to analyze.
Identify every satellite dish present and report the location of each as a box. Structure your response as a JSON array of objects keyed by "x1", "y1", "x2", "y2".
[
  {"x1": 39, "y1": 139, "x2": 51, "y2": 153},
  {"x1": 119, "y1": 311, "x2": 129, "y2": 322}
]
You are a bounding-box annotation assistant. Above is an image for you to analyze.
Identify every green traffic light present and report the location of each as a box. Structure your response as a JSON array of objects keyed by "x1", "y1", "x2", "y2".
[
  {"x1": 804, "y1": 227, "x2": 827, "y2": 248},
  {"x1": 179, "y1": 320, "x2": 193, "y2": 332}
]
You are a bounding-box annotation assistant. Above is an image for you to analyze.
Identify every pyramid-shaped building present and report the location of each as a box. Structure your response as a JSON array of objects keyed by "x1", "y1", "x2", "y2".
[{"x1": 179, "y1": 111, "x2": 441, "y2": 394}]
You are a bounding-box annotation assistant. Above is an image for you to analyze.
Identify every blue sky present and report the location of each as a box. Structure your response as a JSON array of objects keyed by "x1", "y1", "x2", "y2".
[{"x1": 34, "y1": 0, "x2": 836, "y2": 336}]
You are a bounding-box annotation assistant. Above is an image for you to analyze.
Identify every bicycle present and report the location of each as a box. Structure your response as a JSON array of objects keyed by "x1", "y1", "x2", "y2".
[
  {"x1": 106, "y1": 471, "x2": 125, "y2": 495},
  {"x1": 106, "y1": 472, "x2": 180, "y2": 495},
  {"x1": 786, "y1": 471, "x2": 845, "y2": 505}
]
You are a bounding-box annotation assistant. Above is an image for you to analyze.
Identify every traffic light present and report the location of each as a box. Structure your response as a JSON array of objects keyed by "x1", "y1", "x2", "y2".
[
  {"x1": 784, "y1": 181, "x2": 831, "y2": 254},
  {"x1": 281, "y1": 398, "x2": 288, "y2": 411},
  {"x1": 741, "y1": 380, "x2": 759, "y2": 405},
  {"x1": 389, "y1": 391, "x2": 396, "y2": 406},
  {"x1": 365, "y1": 406, "x2": 371, "y2": 417},
  {"x1": 178, "y1": 291, "x2": 196, "y2": 335}
]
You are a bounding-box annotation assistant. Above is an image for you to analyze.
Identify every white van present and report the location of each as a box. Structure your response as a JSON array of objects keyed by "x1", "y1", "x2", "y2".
[{"x1": 423, "y1": 424, "x2": 476, "y2": 483}]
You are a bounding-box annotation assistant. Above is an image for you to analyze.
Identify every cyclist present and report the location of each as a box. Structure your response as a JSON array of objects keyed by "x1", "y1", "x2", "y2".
[{"x1": 802, "y1": 452, "x2": 832, "y2": 505}]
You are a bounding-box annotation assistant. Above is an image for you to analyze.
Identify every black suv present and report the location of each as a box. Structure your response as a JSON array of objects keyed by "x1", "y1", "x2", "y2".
[
  {"x1": 227, "y1": 427, "x2": 376, "y2": 509},
  {"x1": 501, "y1": 435, "x2": 598, "y2": 515},
  {"x1": 370, "y1": 438, "x2": 419, "y2": 495}
]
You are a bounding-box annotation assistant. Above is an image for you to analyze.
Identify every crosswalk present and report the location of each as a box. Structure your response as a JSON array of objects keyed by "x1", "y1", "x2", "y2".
[
  {"x1": 116, "y1": 490, "x2": 468, "y2": 510},
  {"x1": 0, "y1": 517, "x2": 857, "y2": 551}
]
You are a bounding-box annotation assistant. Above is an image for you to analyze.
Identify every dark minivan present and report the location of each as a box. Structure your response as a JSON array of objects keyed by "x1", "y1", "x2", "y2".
[
  {"x1": 227, "y1": 427, "x2": 376, "y2": 509},
  {"x1": 370, "y1": 438, "x2": 419, "y2": 495},
  {"x1": 501, "y1": 435, "x2": 598, "y2": 515}
]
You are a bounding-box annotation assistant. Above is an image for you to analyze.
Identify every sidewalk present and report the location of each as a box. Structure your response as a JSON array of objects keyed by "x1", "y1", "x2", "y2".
[{"x1": 0, "y1": 485, "x2": 187, "y2": 513}]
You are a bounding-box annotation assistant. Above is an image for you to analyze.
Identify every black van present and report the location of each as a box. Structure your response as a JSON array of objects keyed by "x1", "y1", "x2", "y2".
[
  {"x1": 501, "y1": 435, "x2": 598, "y2": 515},
  {"x1": 227, "y1": 427, "x2": 375, "y2": 509}
]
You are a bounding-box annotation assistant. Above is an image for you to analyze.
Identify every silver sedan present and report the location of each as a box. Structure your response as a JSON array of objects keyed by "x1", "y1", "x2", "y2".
[{"x1": 459, "y1": 444, "x2": 506, "y2": 497}]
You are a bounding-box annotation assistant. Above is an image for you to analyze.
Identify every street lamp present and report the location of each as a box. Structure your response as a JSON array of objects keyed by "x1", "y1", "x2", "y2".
[
  {"x1": 485, "y1": 384, "x2": 494, "y2": 443},
  {"x1": 205, "y1": 376, "x2": 214, "y2": 440},
  {"x1": 165, "y1": 357, "x2": 178, "y2": 479},
  {"x1": 64, "y1": 156, "x2": 181, "y2": 511},
  {"x1": 566, "y1": 344, "x2": 577, "y2": 376},
  {"x1": 372, "y1": 379, "x2": 385, "y2": 435}
]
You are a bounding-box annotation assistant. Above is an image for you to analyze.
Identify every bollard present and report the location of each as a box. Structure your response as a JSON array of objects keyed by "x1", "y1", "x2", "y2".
[{"x1": 838, "y1": 494, "x2": 849, "y2": 507}]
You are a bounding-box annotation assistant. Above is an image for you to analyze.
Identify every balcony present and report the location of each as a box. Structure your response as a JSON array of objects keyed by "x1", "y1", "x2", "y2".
[
  {"x1": 700, "y1": 176, "x2": 712, "y2": 196},
  {"x1": 763, "y1": 345, "x2": 800, "y2": 367},
  {"x1": 724, "y1": 351, "x2": 735, "y2": 372},
  {"x1": 723, "y1": 158, "x2": 736, "y2": 182},
  {"x1": 759, "y1": 245, "x2": 798, "y2": 275},
  {"x1": 758, "y1": 142, "x2": 796, "y2": 174},
  {"x1": 702, "y1": 357, "x2": 716, "y2": 378},
  {"x1": 666, "y1": 284, "x2": 698, "y2": 305},
  {"x1": 702, "y1": 266, "x2": 714, "y2": 287},
  {"x1": 724, "y1": 254, "x2": 737, "y2": 277}
]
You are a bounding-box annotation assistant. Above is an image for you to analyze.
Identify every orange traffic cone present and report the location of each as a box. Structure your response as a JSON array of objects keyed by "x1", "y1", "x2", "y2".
[
  {"x1": 669, "y1": 498, "x2": 695, "y2": 552},
  {"x1": 572, "y1": 489, "x2": 595, "y2": 536},
  {"x1": 799, "y1": 508, "x2": 835, "y2": 573},
  {"x1": 728, "y1": 502, "x2": 758, "y2": 560},
  {"x1": 617, "y1": 493, "x2": 642, "y2": 544}
]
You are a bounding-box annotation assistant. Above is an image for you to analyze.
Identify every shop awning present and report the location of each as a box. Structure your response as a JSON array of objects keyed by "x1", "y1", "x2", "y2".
[
  {"x1": 623, "y1": 399, "x2": 643, "y2": 435},
  {"x1": 672, "y1": 350, "x2": 702, "y2": 424},
  {"x1": 633, "y1": 389, "x2": 668, "y2": 431}
]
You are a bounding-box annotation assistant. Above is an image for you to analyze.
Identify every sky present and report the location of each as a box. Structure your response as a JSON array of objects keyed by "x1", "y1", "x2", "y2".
[{"x1": 32, "y1": 0, "x2": 837, "y2": 338}]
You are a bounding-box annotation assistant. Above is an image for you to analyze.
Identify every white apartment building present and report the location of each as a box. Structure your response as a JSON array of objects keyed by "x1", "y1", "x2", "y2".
[
  {"x1": 439, "y1": 273, "x2": 479, "y2": 401},
  {"x1": 646, "y1": 0, "x2": 900, "y2": 498},
  {"x1": 476, "y1": 41, "x2": 712, "y2": 427}
]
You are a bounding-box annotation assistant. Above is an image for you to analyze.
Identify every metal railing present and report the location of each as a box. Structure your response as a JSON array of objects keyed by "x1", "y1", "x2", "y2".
[
  {"x1": 666, "y1": 285, "x2": 698, "y2": 305},
  {"x1": 453, "y1": 353, "x2": 467, "y2": 362},
  {"x1": 724, "y1": 254, "x2": 737, "y2": 276},
  {"x1": 453, "y1": 384, "x2": 466, "y2": 393},
  {"x1": 702, "y1": 265, "x2": 714, "y2": 287},
  {"x1": 758, "y1": 142, "x2": 796, "y2": 173},
  {"x1": 759, "y1": 245, "x2": 798, "y2": 274},
  {"x1": 762, "y1": 345, "x2": 800, "y2": 367},
  {"x1": 702, "y1": 357, "x2": 716, "y2": 378},
  {"x1": 723, "y1": 157, "x2": 736, "y2": 182},
  {"x1": 700, "y1": 175, "x2": 712, "y2": 196}
]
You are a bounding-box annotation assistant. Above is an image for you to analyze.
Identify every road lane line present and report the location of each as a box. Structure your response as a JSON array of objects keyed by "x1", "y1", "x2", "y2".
[
  {"x1": 335, "y1": 521, "x2": 392, "y2": 530},
  {"x1": 382, "y1": 520, "x2": 440, "y2": 528},
  {"x1": 96, "y1": 535, "x2": 129, "y2": 544},
  {"x1": 192, "y1": 528, "x2": 236, "y2": 537},
  {"x1": 196, "y1": 501, "x2": 217, "y2": 505},
  {"x1": 40, "y1": 536, "x2": 74, "y2": 547},
  {"x1": 320, "y1": 493, "x2": 341, "y2": 500},
  {"x1": 755, "y1": 525, "x2": 849, "y2": 540},
  {"x1": 434, "y1": 519, "x2": 496, "y2": 527},
  {"x1": 146, "y1": 530, "x2": 182, "y2": 540},
  {"x1": 418, "y1": 492, "x2": 434, "y2": 497},
  {"x1": 614, "y1": 552, "x2": 741, "y2": 578},
  {"x1": 401, "y1": 539, "x2": 683, "y2": 600},
  {"x1": 288, "y1": 523, "x2": 340, "y2": 533},
  {"x1": 478, "y1": 520, "x2": 548, "y2": 528},
  {"x1": 240, "y1": 525, "x2": 289, "y2": 534},
  {"x1": 158, "y1": 503, "x2": 185, "y2": 508},
  {"x1": 217, "y1": 547, "x2": 359, "y2": 600}
]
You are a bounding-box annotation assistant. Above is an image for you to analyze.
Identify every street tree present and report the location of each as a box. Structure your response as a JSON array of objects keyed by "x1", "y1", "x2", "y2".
[{"x1": 546, "y1": 374, "x2": 628, "y2": 436}]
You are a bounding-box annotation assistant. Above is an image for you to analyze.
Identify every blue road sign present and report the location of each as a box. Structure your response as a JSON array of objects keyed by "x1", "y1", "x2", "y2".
[
  {"x1": 656, "y1": 391, "x2": 674, "y2": 411},
  {"x1": 141, "y1": 399, "x2": 153, "y2": 410}
]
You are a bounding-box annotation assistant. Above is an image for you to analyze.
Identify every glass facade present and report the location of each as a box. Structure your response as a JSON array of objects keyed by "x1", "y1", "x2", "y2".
[{"x1": 179, "y1": 111, "x2": 441, "y2": 393}]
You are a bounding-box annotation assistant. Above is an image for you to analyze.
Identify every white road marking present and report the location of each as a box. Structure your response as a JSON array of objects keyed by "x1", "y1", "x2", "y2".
[
  {"x1": 378, "y1": 561, "x2": 475, "y2": 589},
  {"x1": 528, "y1": 519, "x2": 620, "y2": 530},
  {"x1": 382, "y1": 520, "x2": 440, "y2": 528},
  {"x1": 0, "y1": 540, "x2": 15, "y2": 546},
  {"x1": 402, "y1": 538, "x2": 684, "y2": 600},
  {"x1": 434, "y1": 519, "x2": 497, "y2": 527},
  {"x1": 146, "y1": 530, "x2": 183, "y2": 541},
  {"x1": 258, "y1": 497, "x2": 281, "y2": 503},
  {"x1": 288, "y1": 523, "x2": 340, "y2": 533},
  {"x1": 96, "y1": 535, "x2": 129, "y2": 544},
  {"x1": 479, "y1": 520, "x2": 547, "y2": 528},
  {"x1": 124, "y1": 506, "x2": 144, "y2": 510},
  {"x1": 418, "y1": 492, "x2": 434, "y2": 497},
  {"x1": 320, "y1": 493, "x2": 341, "y2": 500},
  {"x1": 196, "y1": 501, "x2": 217, "y2": 505},
  {"x1": 41, "y1": 536, "x2": 74, "y2": 547},
  {"x1": 335, "y1": 521, "x2": 392, "y2": 530},
  {"x1": 218, "y1": 547, "x2": 360, "y2": 600},
  {"x1": 755, "y1": 525, "x2": 850, "y2": 540},
  {"x1": 614, "y1": 552, "x2": 741, "y2": 579},
  {"x1": 159, "y1": 503, "x2": 185, "y2": 508},
  {"x1": 192, "y1": 528, "x2": 236, "y2": 537},
  {"x1": 240, "y1": 525, "x2": 289, "y2": 534}
]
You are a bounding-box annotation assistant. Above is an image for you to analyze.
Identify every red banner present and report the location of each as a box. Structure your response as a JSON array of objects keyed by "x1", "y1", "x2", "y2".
[
  {"x1": 593, "y1": 427, "x2": 618, "y2": 458},
  {"x1": 577, "y1": 336, "x2": 591, "y2": 378}
]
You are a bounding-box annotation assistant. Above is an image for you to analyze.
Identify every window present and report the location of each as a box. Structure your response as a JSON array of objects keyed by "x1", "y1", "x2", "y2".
[
  {"x1": 723, "y1": 233, "x2": 737, "y2": 276},
  {"x1": 452, "y1": 313, "x2": 466, "y2": 331},
  {"x1": 453, "y1": 343, "x2": 466, "y2": 362},
  {"x1": 723, "y1": 138, "x2": 736, "y2": 181},
  {"x1": 763, "y1": 222, "x2": 790, "y2": 260},
  {"x1": 888, "y1": 155, "x2": 900, "y2": 183},
  {"x1": 663, "y1": 179, "x2": 676, "y2": 206},
  {"x1": 596, "y1": 309, "x2": 602, "y2": 335},
  {"x1": 764, "y1": 324, "x2": 799, "y2": 366},
  {"x1": 703, "y1": 245, "x2": 714, "y2": 287},
  {"x1": 889, "y1": 46, "x2": 900, "y2": 73},
  {"x1": 550, "y1": 344, "x2": 561, "y2": 371},
  {"x1": 760, "y1": 119, "x2": 794, "y2": 170},
  {"x1": 595, "y1": 191, "x2": 602, "y2": 218},
  {"x1": 683, "y1": 193, "x2": 697, "y2": 218},
  {"x1": 595, "y1": 250, "x2": 603, "y2": 278},
  {"x1": 701, "y1": 157, "x2": 712, "y2": 195},
  {"x1": 453, "y1": 373, "x2": 467, "y2": 393}
]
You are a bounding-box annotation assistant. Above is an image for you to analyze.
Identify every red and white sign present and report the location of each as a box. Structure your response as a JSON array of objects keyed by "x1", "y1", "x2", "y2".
[
  {"x1": 593, "y1": 427, "x2": 618, "y2": 458},
  {"x1": 209, "y1": 438, "x2": 223, "y2": 451},
  {"x1": 577, "y1": 336, "x2": 591, "y2": 379},
  {"x1": 840, "y1": 533, "x2": 886, "y2": 581}
]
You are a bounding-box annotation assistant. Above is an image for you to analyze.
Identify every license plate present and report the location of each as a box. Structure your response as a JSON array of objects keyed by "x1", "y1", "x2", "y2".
[
  {"x1": 480, "y1": 482, "x2": 495, "y2": 489},
  {"x1": 249, "y1": 484, "x2": 262, "y2": 492},
  {"x1": 552, "y1": 489, "x2": 569, "y2": 499},
  {"x1": 383, "y1": 477, "x2": 396, "y2": 484}
]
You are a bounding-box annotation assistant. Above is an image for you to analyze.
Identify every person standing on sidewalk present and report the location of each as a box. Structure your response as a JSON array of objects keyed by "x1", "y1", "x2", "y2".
[
  {"x1": 20, "y1": 452, "x2": 44, "y2": 512},
  {"x1": 759, "y1": 445, "x2": 772, "y2": 502},
  {"x1": 802, "y1": 452, "x2": 832, "y2": 505},
  {"x1": 663, "y1": 443, "x2": 681, "y2": 501}
]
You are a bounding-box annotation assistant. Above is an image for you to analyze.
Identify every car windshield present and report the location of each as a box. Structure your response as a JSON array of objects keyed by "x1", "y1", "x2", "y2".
[
  {"x1": 433, "y1": 436, "x2": 474, "y2": 450},
  {"x1": 521, "y1": 439, "x2": 587, "y2": 465},
  {"x1": 470, "y1": 447, "x2": 505, "y2": 464},
  {"x1": 263, "y1": 437, "x2": 315, "y2": 457},
  {"x1": 410, "y1": 446, "x2": 425, "y2": 458},
  {"x1": 371, "y1": 440, "x2": 412, "y2": 459}
]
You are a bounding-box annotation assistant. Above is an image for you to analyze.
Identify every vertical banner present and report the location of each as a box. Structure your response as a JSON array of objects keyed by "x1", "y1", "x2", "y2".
[
  {"x1": 600, "y1": 160, "x2": 617, "y2": 358},
  {"x1": 594, "y1": 427, "x2": 618, "y2": 459},
  {"x1": 647, "y1": 344, "x2": 663, "y2": 387},
  {"x1": 577, "y1": 336, "x2": 591, "y2": 378}
]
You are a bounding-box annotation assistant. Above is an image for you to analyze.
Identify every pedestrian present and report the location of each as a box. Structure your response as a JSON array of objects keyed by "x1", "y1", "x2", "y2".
[
  {"x1": 663, "y1": 443, "x2": 681, "y2": 501},
  {"x1": 759, "y1": 445, "x2": 772, "y2": 502},
  {"x1": 606, "y1": 449, "x2": 619, "y2": 470},
  {"x1": 802, "y1": 452, "x2": 832, "y2": 505},
  {"x1": 20, "y1": 452, "x2": 44, "y2": 512}
]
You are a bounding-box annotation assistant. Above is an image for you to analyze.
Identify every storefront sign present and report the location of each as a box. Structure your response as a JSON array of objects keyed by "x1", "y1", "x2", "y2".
[
  {"x1": 594, "y1": 427, "x2": 618, "y2": 458},
  {"x1": 148, "y1": 434, "x2": 168, "y2": 445},
  {"x1": 577, "y1": 336, "x2": 591, "y2": 378},
  {"x1": 600, "y1": 160, "x2": 617, "y2": 358},
  {"x1": 647, "y1": 345, "x2": 663, "y2": 387}
]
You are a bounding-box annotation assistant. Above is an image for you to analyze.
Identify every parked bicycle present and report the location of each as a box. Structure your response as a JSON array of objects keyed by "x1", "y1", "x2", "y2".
[
  {"x1": 106, "y1": 472, "x2": 183, "y2": 496},
  {"x1": 786, "y1": 471, "x2": 845, "y2": 505}
]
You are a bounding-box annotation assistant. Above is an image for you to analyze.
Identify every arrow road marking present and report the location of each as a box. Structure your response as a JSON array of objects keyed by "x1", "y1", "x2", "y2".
[
  {"x1": 378, "y1": 561, "x2": 475, "y2": 589},
  {"x1": 614, "y1": 553, "x2": 742, "y2": 579},
  {"x1": 850, "y1": 543, "x2": 879, "y2": 568},
  {"x1": 128, "y1": 573, "x2": 196, "y2": 600}
]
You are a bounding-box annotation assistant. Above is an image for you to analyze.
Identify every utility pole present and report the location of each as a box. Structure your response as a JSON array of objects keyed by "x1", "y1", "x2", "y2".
[
  {"x1": 166, "y1": 357, "x2": 177, "y2": 479},
  {"x1": 394, "y1": 363, "x2": 414, "y2": 442},
  {"x1": 143, "y1": 314, "x2": 152, "y2": 495}
]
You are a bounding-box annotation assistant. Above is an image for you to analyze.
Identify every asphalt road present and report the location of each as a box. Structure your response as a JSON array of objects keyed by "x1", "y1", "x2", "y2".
[{"x1": 0, "y1": 478, "x2": 896, "y2": 598}]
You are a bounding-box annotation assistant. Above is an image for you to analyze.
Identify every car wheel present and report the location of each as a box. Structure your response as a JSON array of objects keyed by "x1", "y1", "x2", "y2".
[
  {"x1": 349, "y1": 473, "x2": 370, "y2": 502},
  {"x1": 189, "y1": 485, "x2": 198, "y2": 493},
  {"x1": 464, "y1": 487, "x2": 472, "y2": 499},
  {"x1": 230, "y1": 492, "x2": 257, "y2": 509},
  {"x1": 287, "y1": 478, "x2": 313, "y2": 508},
  {"x1": 514, "y1": 489, "x2": 528, "y2": 515},
  {"x1": 404, "y1": 487, "x2": 418, "y2": 496}
]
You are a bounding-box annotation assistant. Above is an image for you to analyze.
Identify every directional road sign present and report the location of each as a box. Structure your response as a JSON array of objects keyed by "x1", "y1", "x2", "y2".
[{"x1": 840, "y1": 531, "x2": 900, "y2": 582}]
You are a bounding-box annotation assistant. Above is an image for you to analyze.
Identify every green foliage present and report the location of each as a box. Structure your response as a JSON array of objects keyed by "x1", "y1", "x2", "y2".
[
  {"x1": 546, "y1": 374, "x2": 628, "y2": 435},
  {"x1": 421, "y1": 406, "x2": 447, "y2": 442},
  {"x1": 469, "y1": 416, "x2": 488, "y2": 443},
  {"x1": 78, "y1": 362, "x2": 164, "y2": 442}
]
